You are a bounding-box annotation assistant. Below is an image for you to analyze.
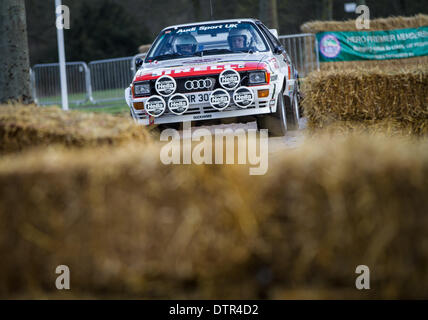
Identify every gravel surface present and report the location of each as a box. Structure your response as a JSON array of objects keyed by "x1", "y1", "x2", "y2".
[{"x1": 187, "y1": 117, "x2": 307, "y2": 154}]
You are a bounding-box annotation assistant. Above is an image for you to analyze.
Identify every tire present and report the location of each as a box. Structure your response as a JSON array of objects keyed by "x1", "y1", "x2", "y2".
[
  {"x1": 257, "y1": 91, "x2": 287, "y2": 137},
  {"x1": 285, "y1": 91, "x2": 300, "y2": 130}
]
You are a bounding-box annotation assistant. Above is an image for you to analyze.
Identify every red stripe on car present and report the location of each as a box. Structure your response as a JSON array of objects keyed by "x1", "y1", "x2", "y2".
[{"x1": 134, "y1": 62, "x2": 269, "y2": 82}]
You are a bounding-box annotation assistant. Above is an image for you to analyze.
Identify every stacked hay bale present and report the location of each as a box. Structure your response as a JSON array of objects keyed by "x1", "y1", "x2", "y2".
[
  {"x1": 0, "y1": 104, "x2": 153, "y2": 153},
  {"x1": 302, "y1": 14, "x2": 428, "y2": 33},
  {"x1": 302, "y1": 66, "x2": 428, "y2": 134},
  {"x1": 300, "y1": 14, "x2": 428, "y2": 134},
  {"x1": 0, "y1": 134, "x2": 427, "y2": 299}
]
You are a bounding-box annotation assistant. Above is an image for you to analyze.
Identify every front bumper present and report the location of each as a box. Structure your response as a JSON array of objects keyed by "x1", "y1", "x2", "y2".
[{"x1": 127, "y1": 83, "x2": 281, "y2": 125}]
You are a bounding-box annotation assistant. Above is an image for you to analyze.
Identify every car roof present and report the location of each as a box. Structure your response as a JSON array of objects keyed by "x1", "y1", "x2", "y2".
[{"x1": 164, "y1": 18, "x2": 261, "y2": 31}]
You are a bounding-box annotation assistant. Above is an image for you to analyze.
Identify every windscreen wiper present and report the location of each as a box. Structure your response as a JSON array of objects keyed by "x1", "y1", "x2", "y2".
[
  {"x1": 152, "y1": 53, "x2": 183, "y2": 61},
  {"x1": 201, "y1": 49, "x2": 236, "y2": 55},
  {"x1": 193, "y1": 51, "x2": 204, "y2": 57}
]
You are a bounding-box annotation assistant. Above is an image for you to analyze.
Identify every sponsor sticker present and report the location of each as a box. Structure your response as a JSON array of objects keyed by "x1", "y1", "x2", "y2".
[
  {"x1": 155, "y1": 75, "x2": 176, "y2": 96},
  {"x1": 148, "y1": 64, "x2": 247, "y2": 78},
  {"x1": 233, "y1": 87, "x2": 254, "y2": 108},
  {"x1": 209, "y1": 89, "x2": 230, "y2": 110},
  {"x1": 320, "y1": 34, "x2": 342, "y2": 58},
  {"x1": 168, "y1": 93, "x2": 190, "y2": 115},
  {"x1": 145, "y1": 95, "x2": 166, "y2": 117},
  {"x1": 219, "y1": 69, "x2": 240, "y2": 90}
]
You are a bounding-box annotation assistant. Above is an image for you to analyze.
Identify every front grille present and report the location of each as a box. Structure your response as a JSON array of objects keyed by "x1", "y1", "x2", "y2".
[{"x1": 177, "y1": 76, "x2": 216, "y2": 93}]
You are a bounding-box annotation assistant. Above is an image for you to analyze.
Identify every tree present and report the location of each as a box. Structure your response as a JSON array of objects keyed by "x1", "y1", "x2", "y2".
[
  {"x1": 269, "y1": 0, "x2": 279, "y2": 31},
  {"x1": 65, "y1": 0, "x2": 151, "y2": 62},
  {"x1": 0, "y1": 0, "x2": 32, "y2": 104},
  {"x1": 322, "y1": 0, "x2": 333, "y2": 20}
]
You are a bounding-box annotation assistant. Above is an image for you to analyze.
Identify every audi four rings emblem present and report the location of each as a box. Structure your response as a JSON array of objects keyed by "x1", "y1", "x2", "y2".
[{"x1": 185, "y1": 79, "x2": 213, "y2": 90}]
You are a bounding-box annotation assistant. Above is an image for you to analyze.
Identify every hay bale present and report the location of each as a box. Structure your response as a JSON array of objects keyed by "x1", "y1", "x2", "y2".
[
  {"x1": 301, "y1": 14, "x2": 428, "y2": 33},
  {"x1": 301, "y1": 66, "x2": 428, "y2": 133},
  {"x1": 259, "y1": 134, "x2": 428, "y2": 299},
  {"x1": 138, "y1": 44, "x2": 151, "y2": 53},
  {"x1": 0, "y1": 104, "x2": 153, "y2": 153},
  {"x1": 0, "y1": 134, "x2": 427, "y2": 299},
  {"x1": 307, "y1": 119, "x2": 428, "y2": 136}
]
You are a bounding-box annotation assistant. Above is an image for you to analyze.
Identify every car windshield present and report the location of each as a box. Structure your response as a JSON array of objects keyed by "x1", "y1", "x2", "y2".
[{"x1": 146, "y1": 22, "x2": 269, "y2": 62}]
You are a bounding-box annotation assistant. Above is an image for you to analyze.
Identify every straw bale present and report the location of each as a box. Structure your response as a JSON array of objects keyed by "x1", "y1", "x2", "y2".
[
  {"x1": 0, "y1": 134, "x2": 427, "y2": 299},
  {"x1": 301, "y1": 66, "x2": 428, "y2": 133},
  {"x1": 301, "y1": 14, "x2": 428, "y2": 33},
  {"x1": 0, "y1": 104, "x2": 152, "y2": 153}
]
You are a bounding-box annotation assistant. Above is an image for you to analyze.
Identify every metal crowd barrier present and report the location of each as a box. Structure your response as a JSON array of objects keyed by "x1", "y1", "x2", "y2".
[
  {"x1": 31, "y1": 62, "x2": 91, "y2": 106},
  {"x1": 279, "y1": 33, "x2": 320, "y2": 77},
  {"x1": 31, "y1": 33, "x2": 319, "y2": 107},
  {"x1": 89, "y1": 56, "x2": 136, "y2": 103}
]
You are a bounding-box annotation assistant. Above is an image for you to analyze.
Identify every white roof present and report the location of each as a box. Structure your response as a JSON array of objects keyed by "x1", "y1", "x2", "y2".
[{"x1": 164, "y1": 18, "x2": 259, "y2": 31}]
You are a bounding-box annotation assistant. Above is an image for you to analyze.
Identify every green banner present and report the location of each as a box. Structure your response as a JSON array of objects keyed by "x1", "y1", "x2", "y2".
[{"x1": 316, "y1": 26, "x2": 428, "y2": 62}]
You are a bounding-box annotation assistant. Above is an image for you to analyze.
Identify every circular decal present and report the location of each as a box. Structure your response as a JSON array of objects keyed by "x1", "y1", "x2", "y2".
[
  {"x1": 155, "y1": 75, "x2": 176, "y2": 96},
  {"x1": 219, "y1": 69, "x2": 240, "y2": 90},
  {"x1": 167, "y1": 93, "x2": 189, "y2": 115},
  {"x1": 233, "y1": 87, "x2": 254, "y2": 108},
  {"x1": 320, "y1": 34, "x2": 341, "y2": 58},
  {"x1": 209, "y1": 89, "x2": 230, "y2": 110},
  {"x1": 145, "y1": 95, "x2": 166, "y2": 117}
]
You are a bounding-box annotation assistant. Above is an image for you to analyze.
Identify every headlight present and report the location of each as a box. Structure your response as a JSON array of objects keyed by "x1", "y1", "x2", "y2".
[
  {"x1": 248, "y1": 71, "x2": 267, "y2": 84},
  {"x1": 134, "y1": 82, "x2": 150, "y2": 96}
]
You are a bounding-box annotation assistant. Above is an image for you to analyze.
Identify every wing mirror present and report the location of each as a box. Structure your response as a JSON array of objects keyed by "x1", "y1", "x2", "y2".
[
  {"x1": 135, "y1": 57, "x2": 144, "y2": 69},
  {"x1": 273, "y1": 46, "x2": 284, "y2": 55}
]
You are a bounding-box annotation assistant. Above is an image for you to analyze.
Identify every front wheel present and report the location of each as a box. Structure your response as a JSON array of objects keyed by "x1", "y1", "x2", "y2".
[{"x1": 257, "y1": 91, "x2": 287, "y2": 137}]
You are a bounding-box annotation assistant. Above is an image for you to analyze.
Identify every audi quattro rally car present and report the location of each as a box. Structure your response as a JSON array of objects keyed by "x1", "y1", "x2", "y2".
[{"x1": 125, "y1": 19, "x2": 301, "y2": 136}]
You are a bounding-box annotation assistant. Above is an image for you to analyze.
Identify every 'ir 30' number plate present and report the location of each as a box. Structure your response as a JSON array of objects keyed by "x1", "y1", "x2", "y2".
[{"x1": 187, "y1": 92, "x2": 211, "y2": 105}]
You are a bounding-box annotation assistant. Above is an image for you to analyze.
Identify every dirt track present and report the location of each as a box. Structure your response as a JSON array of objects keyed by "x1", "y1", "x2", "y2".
[{"x1": 182, "y1": 117, "x2": 307, "y2": 154}]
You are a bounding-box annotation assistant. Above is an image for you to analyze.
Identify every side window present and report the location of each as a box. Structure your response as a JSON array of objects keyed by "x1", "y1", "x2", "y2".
[
  {"x1": 259, "y1": 23, "x2": 292, "y2": 65},
  {"x1": 248, "y1": 26, "x2": 268, "y2": 51},
  {"x1": 258, "y1": 24, "x2": 281, "y2": 49},
  {"x1": 255, "y1": 23, "x2": 274, "y2": 50}
]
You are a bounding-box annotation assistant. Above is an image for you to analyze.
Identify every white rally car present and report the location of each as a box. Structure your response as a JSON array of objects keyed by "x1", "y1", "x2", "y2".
[{"x1": 125, "y1": 18, "x2": 301, "y2": 135}]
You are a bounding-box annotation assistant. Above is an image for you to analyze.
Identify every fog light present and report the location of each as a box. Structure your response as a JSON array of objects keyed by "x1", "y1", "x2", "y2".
[
  {"x1": 133, "y1": 102, "x2": 144, "y2": 110},
  {"x1": 258, "y1": 89, "x2": 269, "y2": 98}
]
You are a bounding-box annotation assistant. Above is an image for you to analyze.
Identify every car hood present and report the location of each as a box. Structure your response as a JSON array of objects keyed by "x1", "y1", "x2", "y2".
[{"x1": 134, "y1": 52, "x2": 270, "y2": 81}]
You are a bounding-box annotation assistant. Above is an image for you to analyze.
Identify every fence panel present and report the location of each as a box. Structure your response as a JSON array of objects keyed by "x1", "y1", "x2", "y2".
[
  {"x1": 278, "y1": 33, "x2": 319, "y2": 77},
  {"x1": 89, "y1": 57, "x2": 135, "y2": 103},
  {"x1": 32, "y1": 62, "x2": 91, "y2": 106}
]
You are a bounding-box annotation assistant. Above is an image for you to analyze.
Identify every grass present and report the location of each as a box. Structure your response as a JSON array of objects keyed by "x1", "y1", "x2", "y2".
[
  {"x1": 37, "y1": 89, "x2": 129, "y2": 115},
  {"x1": 71, "y1": 101, "x2": 129, "y2": 115}
]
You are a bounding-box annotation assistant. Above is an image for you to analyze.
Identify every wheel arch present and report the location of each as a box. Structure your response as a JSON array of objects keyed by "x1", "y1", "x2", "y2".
[{"x1": 281, "y1": 76, "x2": 292, "y2": 106}]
